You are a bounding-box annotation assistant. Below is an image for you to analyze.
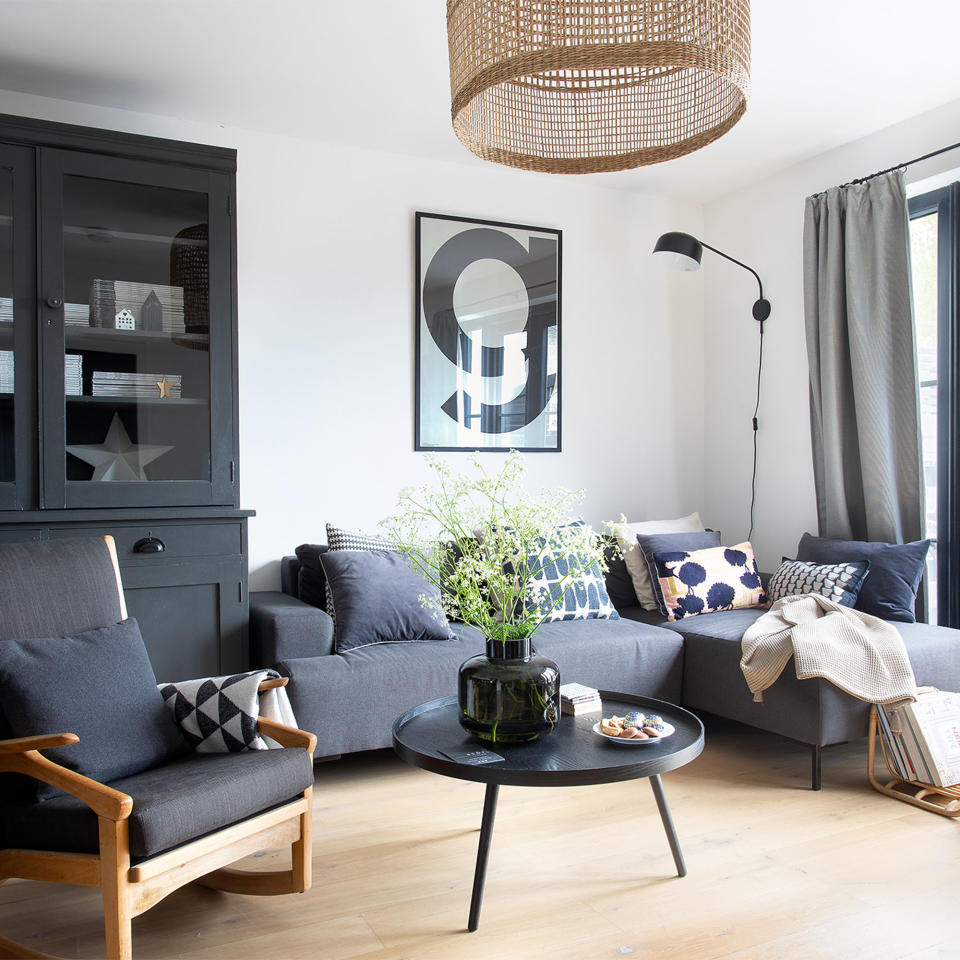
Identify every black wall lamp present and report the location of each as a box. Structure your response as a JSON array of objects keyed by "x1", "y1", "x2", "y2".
[{"x1": 652, "y1": 231, "x2": 770, "y2": 541}]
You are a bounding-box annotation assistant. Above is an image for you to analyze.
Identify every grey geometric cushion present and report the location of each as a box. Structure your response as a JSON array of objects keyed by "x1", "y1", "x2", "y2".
[
  {"x1": 767, "y1": 558, "x2": 870, "y2": 607},
  {"x1": 0, "y1": 618, "x2": 186, "y2": 800}
]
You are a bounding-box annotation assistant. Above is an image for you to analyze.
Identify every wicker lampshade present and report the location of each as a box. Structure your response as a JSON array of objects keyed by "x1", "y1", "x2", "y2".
[{"x1": 447, "y1": 0, "x2": 751, "y2": 174}]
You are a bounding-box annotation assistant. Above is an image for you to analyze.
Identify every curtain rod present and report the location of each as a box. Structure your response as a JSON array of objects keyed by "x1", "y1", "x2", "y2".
[{"x1": 842, "y1": 139, "x2": 960, "y2": 188}]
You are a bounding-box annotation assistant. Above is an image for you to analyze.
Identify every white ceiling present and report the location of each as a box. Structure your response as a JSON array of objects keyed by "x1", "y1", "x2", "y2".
[{"x1": 0, "y1": 0, "x2": 958, "y2": 201}]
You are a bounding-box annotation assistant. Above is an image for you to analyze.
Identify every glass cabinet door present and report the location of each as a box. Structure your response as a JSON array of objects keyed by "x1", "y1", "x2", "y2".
[
  {"x1": 39, "y1": 150, "x2": 235, "y2": 508},
  {"x1": 0, "y1": 144, "x2": 37, "y2": 510}
]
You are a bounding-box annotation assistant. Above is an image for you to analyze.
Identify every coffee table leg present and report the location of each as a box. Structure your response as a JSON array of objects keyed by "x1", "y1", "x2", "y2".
[
  {"x1": 649, "y1": 774, "x2": 687, "y2": 878},
  {"x1": 467, "y1": 783, "x2": 500, "y2": 932}
]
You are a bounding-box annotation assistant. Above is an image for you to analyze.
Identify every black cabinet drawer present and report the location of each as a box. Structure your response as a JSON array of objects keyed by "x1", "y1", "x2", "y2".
[{"x1": 47, "y1": 520, "x2": 242, "y2": 561}]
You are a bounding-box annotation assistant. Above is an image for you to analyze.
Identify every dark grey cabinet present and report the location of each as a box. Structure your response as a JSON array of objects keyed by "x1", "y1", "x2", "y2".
[{"x1": 0, "y1": 114, "x2": 253, "y2": 675}]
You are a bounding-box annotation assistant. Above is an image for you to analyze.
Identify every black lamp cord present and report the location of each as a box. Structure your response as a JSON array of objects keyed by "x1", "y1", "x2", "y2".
[{"x1": 748, "y1": 317, "x2": 764, "y2": 543}]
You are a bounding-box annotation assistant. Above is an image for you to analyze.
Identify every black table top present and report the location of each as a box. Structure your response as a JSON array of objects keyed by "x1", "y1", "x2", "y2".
[{"x1": 392, "y1": 692, "x2": 705, "y2": 787}]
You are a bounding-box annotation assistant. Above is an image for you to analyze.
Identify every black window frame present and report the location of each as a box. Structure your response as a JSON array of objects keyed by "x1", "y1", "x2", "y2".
[{"x1": 909, "y1": 183, "x2": 960, "y2": 627}]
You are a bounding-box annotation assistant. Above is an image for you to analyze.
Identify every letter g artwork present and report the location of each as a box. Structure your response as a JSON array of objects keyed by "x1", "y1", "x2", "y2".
[{"x1": 415, "y1": 213, "x2": 561, "y2": 451}]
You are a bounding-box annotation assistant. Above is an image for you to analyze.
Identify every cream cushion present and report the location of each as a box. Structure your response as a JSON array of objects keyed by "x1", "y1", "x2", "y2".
[{"x1": 615, "y1": 512, "x2": 705, "y2": 611}]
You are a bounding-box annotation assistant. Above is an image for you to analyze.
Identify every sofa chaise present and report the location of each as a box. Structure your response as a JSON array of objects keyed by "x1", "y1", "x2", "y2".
[{"x1": 250, "y1": 552, "x2": 960, "y2": 790}]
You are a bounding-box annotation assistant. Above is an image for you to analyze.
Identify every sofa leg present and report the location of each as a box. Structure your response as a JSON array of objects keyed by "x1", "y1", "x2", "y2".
[{"x1": 811, "y1": 745, "x2": 822, "y2": 791}]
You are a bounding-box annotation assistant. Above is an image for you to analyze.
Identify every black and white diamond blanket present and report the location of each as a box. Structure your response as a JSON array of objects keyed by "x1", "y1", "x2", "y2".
[{"x1": 159, "y1": 669, "x2": 297, "y2": 753}]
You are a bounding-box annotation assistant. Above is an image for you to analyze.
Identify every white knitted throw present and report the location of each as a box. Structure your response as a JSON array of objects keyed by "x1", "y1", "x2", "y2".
[{"x1": 740, "y1": 594, "x2": 917, "y2": 705}]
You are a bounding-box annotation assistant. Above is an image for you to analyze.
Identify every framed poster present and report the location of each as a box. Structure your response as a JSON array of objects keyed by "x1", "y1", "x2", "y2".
[{"x1": 415, "y1": 212, "x2": 561, "y2": 452}]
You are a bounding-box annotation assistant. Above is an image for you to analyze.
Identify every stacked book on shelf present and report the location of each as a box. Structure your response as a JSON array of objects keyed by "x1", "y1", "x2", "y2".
[
  {"x1": 560, "y1": 682, "x2": 602, "y2": 716},
  {"x1": 0, "y1": 350, "x2": 12, "y2": 392},
  {"x1": 0, "y1": 297, "x2": 12, "y2": 322},
  {"x1": 90, "y1": 279, "x2": 185, "y2": 333},
  {"x1": 91, "y1": 371, "x2": 182, "y2": 400},
  {"x1": 877, "y1": 689, "x2": 960, "y2": 787},
  {"x1": 64, "y1": 354, "x2": 82, "y2": 396},
  {"x1": 64, "y1": 302, "x2": 90, "y2": 327}
]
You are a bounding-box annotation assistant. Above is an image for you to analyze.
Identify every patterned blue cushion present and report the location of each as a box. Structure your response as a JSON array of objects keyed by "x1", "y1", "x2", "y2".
[
  {"x1": 767, "y1": 558, "x2": 870, "y2": 607},
  {"x1": 515, "y1": 522, "x2": 619, "y2": 623}
]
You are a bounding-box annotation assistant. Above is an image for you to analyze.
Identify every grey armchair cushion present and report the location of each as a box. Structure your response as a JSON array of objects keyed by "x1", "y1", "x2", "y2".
[
  {"x1": 2, "y1": 748, "x2": 315, "y2": 859},
  {"x1": 0, "y1": 618, "x2": 186, "y2": 800}
]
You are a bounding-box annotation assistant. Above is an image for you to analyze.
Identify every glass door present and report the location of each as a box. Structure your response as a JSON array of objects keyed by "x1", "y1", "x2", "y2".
[
  {"x1": 39, "y1": 150, "x2": 235, "y2": 508},
  {"x1": 0, "y1": 144, "x2": 37, "y2": 510}
]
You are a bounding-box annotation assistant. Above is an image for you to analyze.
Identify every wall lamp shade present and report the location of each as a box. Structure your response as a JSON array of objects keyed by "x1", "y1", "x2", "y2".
[
  {"x1": 446, "y1": 0, "x2": 752, "y2": 175},
  {"x1": 653, "y1": 231, "x2": 703, "y2": 271}
]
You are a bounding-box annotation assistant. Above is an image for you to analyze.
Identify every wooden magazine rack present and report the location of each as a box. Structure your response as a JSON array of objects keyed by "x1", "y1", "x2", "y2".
[{"x1": 868, "y1": 705, "x2": 960, "y2": 818}]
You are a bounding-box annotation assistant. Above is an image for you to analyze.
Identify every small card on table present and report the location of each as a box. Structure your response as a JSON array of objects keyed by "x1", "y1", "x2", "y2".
[{"x1": 440, "y1": 747, "x2": 505, "y2": 765}]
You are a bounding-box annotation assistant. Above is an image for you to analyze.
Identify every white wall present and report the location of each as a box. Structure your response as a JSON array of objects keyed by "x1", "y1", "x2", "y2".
[
  {"x1": 700, "y1": 98, "x2": 960, "y2": 573},
  {"x1": 0, "y1": 91, "x2": 706, "y2": 589}
]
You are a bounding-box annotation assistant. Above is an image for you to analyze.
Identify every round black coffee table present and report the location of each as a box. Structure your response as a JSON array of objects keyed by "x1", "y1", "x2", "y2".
[{"x1": 393, "y1": 691, "x2": 704, "y2": 931}]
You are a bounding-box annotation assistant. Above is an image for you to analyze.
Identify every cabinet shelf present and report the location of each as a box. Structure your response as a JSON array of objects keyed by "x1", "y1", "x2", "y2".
[
  {"x1": 66, "y1": 395, "x2": 208, "y2": 406},
  {"x1": 64, "y1": 327, "x2": 209, "y2": 349},
  {"x1": 63, "y1": 224, "x2": 207, "y2": 248}
]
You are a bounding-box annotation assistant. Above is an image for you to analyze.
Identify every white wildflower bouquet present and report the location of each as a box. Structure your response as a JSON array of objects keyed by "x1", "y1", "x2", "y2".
[{"x1": 381, "y1": 451, "x2": 608, "y2": 643}]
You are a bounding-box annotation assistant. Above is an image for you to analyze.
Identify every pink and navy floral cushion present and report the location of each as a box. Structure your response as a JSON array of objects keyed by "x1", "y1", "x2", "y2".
[{"x1": 653, "y1": 541, "x2": 767, "y2": 621}]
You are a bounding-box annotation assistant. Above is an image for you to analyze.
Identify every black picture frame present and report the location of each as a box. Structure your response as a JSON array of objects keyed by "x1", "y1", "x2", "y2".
[{"x1": 415, "y1": 211, "x2": 562, "y2": 452}]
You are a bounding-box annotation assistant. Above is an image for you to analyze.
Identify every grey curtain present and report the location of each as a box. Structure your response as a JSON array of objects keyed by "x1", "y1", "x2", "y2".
[{"x1": 803, "y1": 171, "x2": 923, "y2": 544}]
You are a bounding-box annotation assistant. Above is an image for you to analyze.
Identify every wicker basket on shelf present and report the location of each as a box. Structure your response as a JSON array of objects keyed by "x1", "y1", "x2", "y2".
[{"x1": 170, "y1": 223, "x2": 209, "y2": 334}]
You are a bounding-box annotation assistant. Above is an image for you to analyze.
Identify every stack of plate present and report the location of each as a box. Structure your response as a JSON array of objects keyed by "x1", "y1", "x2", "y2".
[
  {"x1": 0, "y1": 298, "x2": 12, "y2": 322},
  {"x1": 90, "y1": 280, "x2": 185, "y2": 333},
  {"x1": 91, "y1": 371, "x2": 182, "y2": 399},
  {"x1": 64, "y1": 302, "x2": 90, "y2": 327},
  {"x1": 65, "y1": 354, "x2": 83, "y2": 396}
]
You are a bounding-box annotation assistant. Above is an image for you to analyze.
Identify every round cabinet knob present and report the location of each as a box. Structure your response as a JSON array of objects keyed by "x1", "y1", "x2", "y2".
[
  {"x1": 133, "y1": 536, "x2": 165, "y2": 554},
  {"x1": 45, "y1": 296, "x2": 63, "y2": 309}
]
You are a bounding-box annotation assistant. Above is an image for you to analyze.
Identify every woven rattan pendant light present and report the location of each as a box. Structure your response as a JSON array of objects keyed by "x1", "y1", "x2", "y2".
[{"x1": 447, "y1": 0, "x2": 751, "y2": 174}]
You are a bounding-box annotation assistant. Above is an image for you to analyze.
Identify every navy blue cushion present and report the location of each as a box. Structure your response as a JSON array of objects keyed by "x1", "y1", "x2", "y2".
[
  {"x1": 320, "y1": 549, "x2": 454, "y2": 652},
  {"x1": 637, "y1": 530, "x2": 723, "y2": 617},
  {"x1": 796, "y1": 533, "x2": 931, "y2": 623},
  {"x1": 0, "y1": 618, "x2": 186, "y2": 800}
]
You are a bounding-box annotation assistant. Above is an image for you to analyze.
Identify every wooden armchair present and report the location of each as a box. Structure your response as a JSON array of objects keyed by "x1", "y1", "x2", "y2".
[{"x1": 0, "y1": 537, "x2": 316, "y2": 960}]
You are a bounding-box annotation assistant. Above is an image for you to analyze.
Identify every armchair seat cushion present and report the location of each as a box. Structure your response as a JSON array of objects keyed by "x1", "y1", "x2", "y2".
[{"x1": 3, "y1": 748, "x2": 314, "y2": 859}]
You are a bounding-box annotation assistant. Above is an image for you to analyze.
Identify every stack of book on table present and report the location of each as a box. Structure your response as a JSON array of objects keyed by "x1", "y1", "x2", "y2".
[
  {"x1": 560, "y1": 682, "x2": 602, "y2": 716},
  {"x1": 877, "y1": 688, "x2": 960, "y2": 787},
  {"x1": 91, "y1": 371, "x2": 182, "y2": 399}
]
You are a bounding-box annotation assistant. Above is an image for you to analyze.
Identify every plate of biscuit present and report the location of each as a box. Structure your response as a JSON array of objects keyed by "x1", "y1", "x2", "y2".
[{"x1": 594, "y1": 712, "x2": 675, "y2": 744}]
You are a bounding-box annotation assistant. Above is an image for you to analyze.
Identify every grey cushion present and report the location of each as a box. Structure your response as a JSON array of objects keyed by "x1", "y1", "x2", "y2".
[
  {"x1": 294, "y1": 543, "x2": 328, "y2": 609},
  {"x1": 636, "y1": 530, "x2": 723, "y2": 615},
  {"x1": 0, "y1": 618, "x2": 186, "y2": 800},
  {"x1": 2, "y1": 748, "x2": 314, "y2": 859},
  {"x1": 602, "y1": 536, "x2": 639, "y2": 610},
  {"x1": 320, "y1": 549, "x2": 454, "y2": 652},
  {"x1": 796, "y1": 533, "x2": 930, "y2": 623},
  {"x1": 0, "y1": 538, "x2": 123, "y2": 642}
]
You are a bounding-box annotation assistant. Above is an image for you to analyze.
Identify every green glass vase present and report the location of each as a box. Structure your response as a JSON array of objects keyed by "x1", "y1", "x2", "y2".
[{"x1": 458, "y1": 637, "x2": 560, "y2": 743}]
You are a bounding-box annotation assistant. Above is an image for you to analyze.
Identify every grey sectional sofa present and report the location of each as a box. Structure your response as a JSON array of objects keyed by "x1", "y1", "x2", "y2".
[{"x1": 250, "y1": 554, "x2": 960, "y2": 790}]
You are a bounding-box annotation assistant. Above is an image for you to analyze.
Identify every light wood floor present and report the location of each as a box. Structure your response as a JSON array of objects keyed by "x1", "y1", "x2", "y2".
[{"x1": 3, "y1": 716, "x2": 959, "y2": 960}]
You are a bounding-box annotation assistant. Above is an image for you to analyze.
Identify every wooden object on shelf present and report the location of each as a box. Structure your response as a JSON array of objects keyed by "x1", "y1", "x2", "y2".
[{"x1": 867, "y1": 706, "x2": 960, "y2": 817}]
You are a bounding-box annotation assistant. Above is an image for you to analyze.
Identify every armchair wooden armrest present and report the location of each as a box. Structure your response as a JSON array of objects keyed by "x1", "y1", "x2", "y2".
[
  {"x1": 256, "y1": 717, "x2": 317, "y2": 753},
  {"x1": 0, "y1": 734, "x2": 133, "y2": 821},
  {"x1": 257, "y1": 676, "x2": 288, "y2": 692},
  {"x1": 0, "y1": 732, "x2": 79, "y2": 754}
]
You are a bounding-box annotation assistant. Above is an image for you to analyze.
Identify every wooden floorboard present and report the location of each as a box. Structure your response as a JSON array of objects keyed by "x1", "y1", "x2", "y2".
[{"x1": 2, "y1": 716, "x2": 958, "y2": 959}]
